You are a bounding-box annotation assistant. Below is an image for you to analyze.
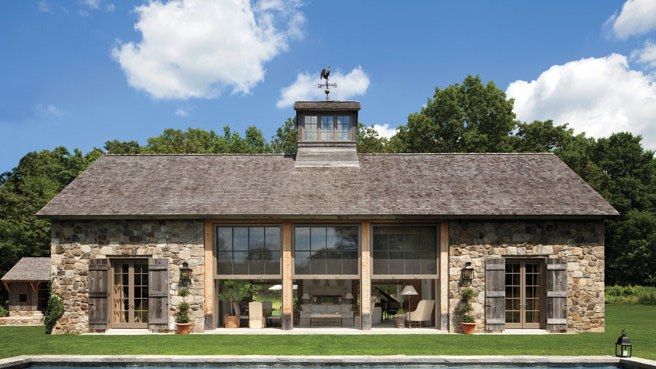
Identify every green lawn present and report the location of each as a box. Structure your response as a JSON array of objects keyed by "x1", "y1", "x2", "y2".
[{"x1": 0, "y1": 304, "x2": 653, "y2": 359}]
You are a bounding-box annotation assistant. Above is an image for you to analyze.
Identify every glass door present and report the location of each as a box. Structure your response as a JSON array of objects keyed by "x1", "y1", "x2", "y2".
[
  {"x1": 110, "y1": 259, "x2": 149, "y2": 328},
  {"x1": 505, "y1": 259, "x2": 543, "y2": 329}
]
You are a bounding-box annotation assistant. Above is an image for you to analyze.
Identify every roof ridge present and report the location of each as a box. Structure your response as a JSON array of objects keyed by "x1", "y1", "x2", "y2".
[
  {"x1": 105, "y1": 153, "x2": 289, "y2": 157},
  {"x1": 359, "y1": 152, "x2": 556, "y2": 156}
]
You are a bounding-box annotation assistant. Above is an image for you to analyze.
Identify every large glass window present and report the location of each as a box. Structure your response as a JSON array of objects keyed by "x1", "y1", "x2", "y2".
[
  {"x1": 372, "y1": 226, "x2": 437, "y2": 275},
  {"x1": 216, "y1": 226, "x2": 281, "y2": 275},
  {"x1": 294, "y1": 226, "x2": 358, "y2": 275}
]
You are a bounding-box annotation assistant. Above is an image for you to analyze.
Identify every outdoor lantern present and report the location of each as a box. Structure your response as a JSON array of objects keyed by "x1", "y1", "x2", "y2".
[
  {"x1": 179, "y1": 261, "x2": 192, "y2": 288},
  {"x1": 615, "y1": 329, "x2": 632, "y2": 357},
  {"x1": 461, "y1": 262, "x2": 474, "y2": 286}
]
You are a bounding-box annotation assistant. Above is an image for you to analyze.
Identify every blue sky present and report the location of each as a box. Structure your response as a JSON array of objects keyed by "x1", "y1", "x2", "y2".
[{"x1": 3, "y1": 0, "x2": 656, "y2": 172}]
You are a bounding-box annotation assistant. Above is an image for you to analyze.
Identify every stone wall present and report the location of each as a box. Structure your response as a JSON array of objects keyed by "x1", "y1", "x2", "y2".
[
  {"x1": 448, "y1": 220, "x2": 605, "y2": 333},
  {"x1": 50, "y1": 220, "x2": 205, "y2": 334},
  {"x1": 0, "y1": 310, "x2": 44, "y2": 326}
]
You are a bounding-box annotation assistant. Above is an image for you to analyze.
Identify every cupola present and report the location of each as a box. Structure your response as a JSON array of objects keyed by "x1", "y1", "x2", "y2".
[{"x1": 293, "y1": 100, "x2": 360, "y2": 168}]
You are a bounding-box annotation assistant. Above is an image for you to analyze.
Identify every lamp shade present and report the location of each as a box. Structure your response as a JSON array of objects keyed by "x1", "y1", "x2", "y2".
[
  {"x1": 400, "y1": 285, "x2": 418, "y2": 296},
  {"x1": 301, "y1": 293, "x2": 310, "y2": 300},
  {"x1": 344, "y1": 293, "x2": 354, "y2": 299}
]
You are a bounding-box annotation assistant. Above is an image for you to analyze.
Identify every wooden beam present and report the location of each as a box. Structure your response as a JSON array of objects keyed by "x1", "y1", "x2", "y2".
[
  {"x1": 281, "y1": 223, "x2": 293, "y2": 330},
  {"x1": 1, "y1": 280, "x2": 10, "y2": 293},
  {"x1": 437, "y1": 221, "x2": 449, "y2": 331},
  {"x1": 29, "y1": 281, "x2": 37, "y2": 292},
  {"x1": 203, "y1": 220, "x2": 215, "y2": 330},
  {"x1": 360, "y1": 221, "x2": 372, "y2": 330}
]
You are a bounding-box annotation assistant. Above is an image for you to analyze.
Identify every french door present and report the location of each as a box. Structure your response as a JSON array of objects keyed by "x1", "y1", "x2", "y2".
[
  {"x1": 110, "y1": 259, "x2": 149, "y2": 328},
  {"x1": 505, "y1": 259, "x2": 543, "y2": 329}
]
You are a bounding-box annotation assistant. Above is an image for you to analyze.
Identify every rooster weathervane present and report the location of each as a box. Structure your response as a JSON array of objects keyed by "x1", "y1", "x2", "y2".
[{"x1": 317, "y1": 67, "x2": 337, "y2": 101}]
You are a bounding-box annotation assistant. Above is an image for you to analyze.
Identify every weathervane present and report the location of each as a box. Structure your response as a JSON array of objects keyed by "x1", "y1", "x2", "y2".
[{"x1": 317, "y1": 67, "x2": 337, "y2": 101}]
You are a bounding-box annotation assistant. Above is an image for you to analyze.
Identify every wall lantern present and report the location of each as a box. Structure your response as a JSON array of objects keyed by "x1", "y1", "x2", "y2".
[
  {"x1": 615, "y1": 329, "x2": 632, "y2": 357},
  {"x1": 179, "y1": 262, "x2": 192, "y2": 288},
  {"x1": 461, "y1": 262, "x2": 475, "y2": 286}
]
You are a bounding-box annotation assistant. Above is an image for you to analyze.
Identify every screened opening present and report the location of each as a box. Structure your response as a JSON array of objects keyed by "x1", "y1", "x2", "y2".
[
  {"x1": 372, "y1": 225, "x2": 438, "y2": 275},
  {"x1": 216, "y1": 226, "x2": 281, "y2": 276},
  {"x1": 294, "y1": 226, "x2": 358, "y2": 276}
]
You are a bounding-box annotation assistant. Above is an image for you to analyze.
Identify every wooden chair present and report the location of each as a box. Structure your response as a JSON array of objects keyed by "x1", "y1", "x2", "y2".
[{"x1": 232, "y1": 302, "x2": 249, "y2": 327}]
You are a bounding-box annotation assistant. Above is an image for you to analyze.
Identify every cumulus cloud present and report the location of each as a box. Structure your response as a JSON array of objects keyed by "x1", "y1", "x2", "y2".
[
  {"x1": 506, "y1": 54, "x2": 656, "y2": 148},
  {"x1": 37, "y1": 1, "x2": 51, "y2": 13},
  {"x1": 631, "y1": 40, "x2": 656, "y2": 69},
  {"x1": 371, "y1": 124, "x2": 398, "y2": 139},
  {"x1": 609, "y1": 0, "x2": 656, "y2": 39},
  {"x1": 276, "y1": 66, "x2": 370, "y2": 108},
  {"x1": 113, "y1": 0, "x2": 303, "y2": 100}
]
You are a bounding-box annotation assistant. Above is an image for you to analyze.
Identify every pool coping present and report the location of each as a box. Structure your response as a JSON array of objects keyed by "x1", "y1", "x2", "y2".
[{"x1": 0, "y1": 355, "x2": 654, "y2": 369}]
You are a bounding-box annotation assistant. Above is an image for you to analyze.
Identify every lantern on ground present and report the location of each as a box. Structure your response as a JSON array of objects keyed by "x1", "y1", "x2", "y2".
[
  {"x1": 615, "y1": 329, "x2": 632, "y2": 357},
  {"x1": 461, "y1": 262, "x2": 474, "y2": 286},
  {"x1": 179, "y1": 262, "x2": 192, "y2": 288}
]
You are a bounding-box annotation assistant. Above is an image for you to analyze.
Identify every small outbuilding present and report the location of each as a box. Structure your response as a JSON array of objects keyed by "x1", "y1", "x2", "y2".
[{"x1": 0, "y1": 257, "x2": 50, "y2": 326}]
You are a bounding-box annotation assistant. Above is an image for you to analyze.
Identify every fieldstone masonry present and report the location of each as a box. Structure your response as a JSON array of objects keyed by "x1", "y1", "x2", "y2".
[
  {"x1": 448, "y1": 220, "x2": 605, "y2": 333},
  {"x1": 50, "y1": 220, "x2": 205, "y2": 334}
]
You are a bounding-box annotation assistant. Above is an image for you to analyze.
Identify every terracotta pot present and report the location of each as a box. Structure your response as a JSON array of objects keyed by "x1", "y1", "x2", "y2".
[
  {"x1": 461, "y1": 322, "x2": 476, "y2": 334},
  {"x1": 175, "y1": 322, "x2": 193, "y2": 334},
  {"x1": 224, "y1": 315, "x2": 240, "y2": 328}
]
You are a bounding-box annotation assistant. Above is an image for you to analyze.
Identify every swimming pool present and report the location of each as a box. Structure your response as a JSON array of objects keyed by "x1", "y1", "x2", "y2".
[{"x1": 0, "y1": 356, "x2": 653, "y2": 369}]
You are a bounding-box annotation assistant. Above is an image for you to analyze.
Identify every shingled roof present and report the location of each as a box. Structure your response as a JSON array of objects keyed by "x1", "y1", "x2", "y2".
[
  {"x1": 1, "y1": 257, "x2": 50, "y2": 281},
  {"x1": 37, "y1": 153, "x2": 618, "y2": 219}
]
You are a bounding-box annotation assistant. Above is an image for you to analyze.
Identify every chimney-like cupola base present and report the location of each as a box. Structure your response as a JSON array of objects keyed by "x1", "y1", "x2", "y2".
[{"x1": 293, "y1": 101, "x2": 360, "y2": 168}]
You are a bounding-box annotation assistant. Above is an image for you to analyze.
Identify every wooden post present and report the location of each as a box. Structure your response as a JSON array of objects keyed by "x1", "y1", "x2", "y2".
[
  {"x1": 360, "y1": 221, "x2": 372, "y2": 330},
  {"x1": 203, "y1": 221, "x2": 215, "y2": 330},
  {"x1": 437, "y1": 221, "x2": 449, "y2": 331},
  {"x1": 281, "y1": 223, "x2": 293, "y2": 330}
]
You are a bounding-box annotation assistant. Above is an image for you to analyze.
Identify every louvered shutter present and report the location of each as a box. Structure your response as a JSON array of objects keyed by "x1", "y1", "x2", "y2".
[
  {"x1": 88, "y1": 258, "x2": 109, "y2": 332},
  {"x1": 546, "y1": 258, "x2": 568, "y2": 332},
  {"x1": 148, "y1": 258, "x2": 170, "y2": 332},
  {"x1": 485, "y1": 257, "x2": 505, "y2": 332}
]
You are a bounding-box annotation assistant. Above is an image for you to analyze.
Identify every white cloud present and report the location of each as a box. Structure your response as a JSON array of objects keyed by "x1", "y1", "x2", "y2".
[
  {"x1": 174, "y1": 108, "x2": 189, "y2": 117},
  {"x1": 35, "y1": 104, "x2": 64, "y2": 117},
  {"x1": 506, "y1": 53, "x2": 656, "y2": 148},
  {"x1": 37, "y1": 1, "x2": 51, "y2": 13},
  {"x1": 113, "y1": 0, "x2": 303, "y2": 100},
  {"x1": 631, "y1": 40, "x2": 656, "y2": 69},
  {"x1": 610, "y1": 0, "x2": 656, "y2": 39},
  {"x1": 371, "y1": 124, "x2": 398, "y2": 139},
  {"x1": 276, "y1": 66, "x2": 370, "y2": 108}
]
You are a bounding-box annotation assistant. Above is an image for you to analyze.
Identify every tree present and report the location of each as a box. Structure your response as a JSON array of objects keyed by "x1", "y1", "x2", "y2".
[
  {"x1": 104, "y1": 140, "x2": 142, "y2": 154},
  {"x1": 396, "y1": 75, "x2": 516, "y2": 153},
  {"x1": 270, "y1": 118, "x2": 298, "y2": 155},
  {"x1": 357, "y1": 124, "x2": 390, "y2": 153}
]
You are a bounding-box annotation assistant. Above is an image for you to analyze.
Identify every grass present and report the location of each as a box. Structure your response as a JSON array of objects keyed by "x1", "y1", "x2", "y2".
[
  {"x1": 0, "y1": 304, "x2": 654, "y2": 359},
  {"x1": 606, "y1": 285, "x2": 656, "y2": 305}
]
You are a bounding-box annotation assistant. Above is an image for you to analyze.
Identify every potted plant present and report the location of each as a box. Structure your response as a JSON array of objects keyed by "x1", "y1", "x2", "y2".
[
  {"x1": 394, "y1": 309, "x2": 406, "y2": 328},
  {"x1": 218, "y1": 280, "x2": 251, "y2": 328},
  {"x1": 175, "y1": 287, "x2": 193, "y2": 334},
  {"x1": 460, "y1": 287, "x2": 476, "y2": 334}
]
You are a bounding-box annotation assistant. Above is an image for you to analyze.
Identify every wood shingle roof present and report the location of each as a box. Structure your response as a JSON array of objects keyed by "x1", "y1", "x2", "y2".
[
  {"x1": 1, "y1": 257, "x2": 50, "y2": 281},
  {"x1": 37, "y1": 153, "x2": 618, "y2": 219}
]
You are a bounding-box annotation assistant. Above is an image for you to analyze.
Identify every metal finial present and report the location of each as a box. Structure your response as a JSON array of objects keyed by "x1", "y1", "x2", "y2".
[{"x1": 317, "y1": 66, "x2": 337, "y2": 101}]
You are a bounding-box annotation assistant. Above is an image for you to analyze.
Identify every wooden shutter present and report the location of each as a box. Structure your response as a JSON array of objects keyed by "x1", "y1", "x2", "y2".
[
  {"x1": 546, "y1": 258, "x2": 568, "y2": 332},
  {"x1": 485, "y1": 257, "x2": 505, "y2": 332},
  {"x1": 88, "y1": 258, "x2": 109, "y2": 332},
  {"x1": 148, "y1": 258, "x2": 170, "y2": 332}
]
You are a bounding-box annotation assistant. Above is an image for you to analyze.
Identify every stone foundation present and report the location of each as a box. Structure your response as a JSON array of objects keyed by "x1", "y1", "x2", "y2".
[
  {"x1": 50, "y1": 220, "x2": 205, "y2": 334},
  {"x1": 0, "y1": 310, "x2": 44, "y2": 326},
  {"x1": 448, "y1": 220, "x2": 604, "y2": 333}
]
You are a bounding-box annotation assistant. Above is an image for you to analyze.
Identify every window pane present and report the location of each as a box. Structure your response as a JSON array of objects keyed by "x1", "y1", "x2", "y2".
[
  {"x1": 373, "y1": 231, "x2": 388, "y2": 251},
  {"x1": 388, "y1": 251, "x2": 404, "y2": 274},
  {"x1": 340, "y1": 226, "x2": 358, "y2": 251},
  {"x1": 249, "y1": 227, "x2": 265, "y2": 251},
  {"x1": 373, "y1": 226, "x2": 438, "y2": 275},
  {"x1": 295, "y1": 251, "x2": 311, "y2": 274},
  {"x1": 337, "y1": 115, "x2": 351, "y2": 140},
  {"x1": 343, "y1": 250, "x2": 358, "y2": 274},
  {"x1": 311, "y1": 227, "x2": 327, "y2": 251},
  {"x1": 320, "y1": 116, "x2": 334, "y2": 141},
  {"x1": 373, "y1": 251, "x2": 388, "y2": 274},
  {"x1": 233, "y1": 252, "x2": 248, "y2": 274},
  {"x1": 310, "y1": 251, "x2": 327, "y2": 274},
  {"x1": 217, "y1": 252, "x2": 233, "y2": 274},
  {"x1": 326, "y1": 227, "x2": 338, "y2": 251},
  {"x1": 305, "y1": 115, "x2": 317, "y2": 140},
  {"x1": 233, "y1": 227, "x2": 248, "y2": 251},
  {"x1": 295, "y1": 227, "x2": 310, "y2": 250},
  {"x1": 265, "y1": 227, "x2": 280, "y2": 250},
  {"x1": 404, "y1": 228, "x2": 421, "y2": 251},
  {"x1": 217, "y1": 227, "x2": 232, "y2": 251},
  {"x1": 265, "y1": 252, "x2": 280, "y2": 275}
]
